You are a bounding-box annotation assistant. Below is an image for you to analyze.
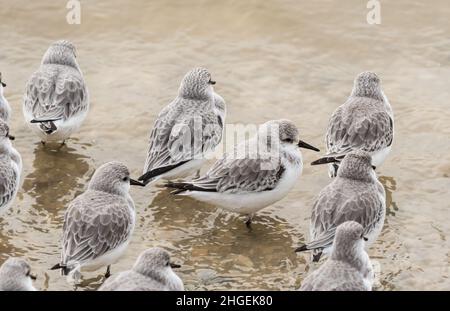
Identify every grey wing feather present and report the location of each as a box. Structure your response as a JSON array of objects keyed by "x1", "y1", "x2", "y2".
[
  {"x1": 144, "y1": 99, "x2": 222, "y2": 173},
  {"x1": 0, "y1": 161, "x2": 17, "y2": 210},
  {"x1": 309, "y1": 182, "x2": 384, "y2": 249},
  {"x1": 184, "y1": 157, "x2": 284, "y2": 193},
  {"x1": 61, "y1": 192, "x2": 133, "y2": 266},
  {"x1": 326, "y1": 98, "x2": 393, "y2": 155},
  {"x1": 24, "y1": 65, "x2": 88, "y2": 121}
]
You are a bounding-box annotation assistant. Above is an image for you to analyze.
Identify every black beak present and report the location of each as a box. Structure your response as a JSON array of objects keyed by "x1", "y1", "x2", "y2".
[
  {"x1": 130, "y1": 178, "x2": 145, "y2": 187},
  {"x1": 1, "y1": 82, "x2": 6, "y2": 87},
  {"x1": 297, "y1": 140, "x2": 320, "y2": 152},
  {"x1": 29, "y1": 273, "x2": 37, "y2": 280},
  {"x1": 311, "y1": 156, "x2": 339, "y2": 166},
  {"x1": 7, "y1": 134, "x2": 15, "y2": 141},
  {"x1": 209, "y1": 80, "x2": 216, "y2": 85},
  {"x1": 170, "y1": 262, "x2": 181, "y2": 269}
]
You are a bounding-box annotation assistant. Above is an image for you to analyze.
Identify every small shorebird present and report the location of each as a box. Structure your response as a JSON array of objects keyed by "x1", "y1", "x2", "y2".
[
  {"x1": 51, "y1": 162, "x2": 145, "y2": 282},
  {"x1": 0, "y1": 258, "x2": 37, "y2": 291},
  {"x1": 98, "y1": 247, "x2": 184, "y2": 291},
  {"x1": 315, "y1": 71, "x2": 393, "y2": 177},
  {"x1": 299, "y1": 221, "x2": 374, "y2": 291},
  {"x1": 139, "y1": 67, "x2": 225, "y2": 185},
  {"x1": 0, "y1": 120, "x2": 22, "y2": 214},
  {"x1": 295, "y1": 151, "x2": 385, "y2": 261},
  {"x1": 166, "y1": 119, "x2": 319, "y2": 227},
  {"x1": 0, "y1": 72, "x2": 11, "y2": 122},
  {"x1": 23, "y1": 40, "x2": 89, "y2": 144}
]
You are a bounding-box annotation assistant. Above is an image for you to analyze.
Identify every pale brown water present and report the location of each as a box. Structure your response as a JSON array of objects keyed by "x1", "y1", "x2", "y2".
[{"x1": 0, "y1": 0, "x2": 449, "y2": 291}]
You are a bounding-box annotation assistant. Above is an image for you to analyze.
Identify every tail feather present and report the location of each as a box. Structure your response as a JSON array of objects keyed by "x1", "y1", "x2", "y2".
[
  {"x1": 165, "y1": 181, "x2": 216, "y2": 193},
  {"x1": 31, "y1": 119, "x2": 59, "y2": 135},
  {"x1": 138, "y1": 161, "x2": 190, "y2": 184},
  {"x1": 50, "y1": 263, "x2": 71, "y2": 276}
]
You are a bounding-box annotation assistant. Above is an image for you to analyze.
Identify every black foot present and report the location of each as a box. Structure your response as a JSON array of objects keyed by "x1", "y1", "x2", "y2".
[
  {"x1": 245, "y1": 217, "x2": 252, "y2": 230},
  {"x1": 105, "y1": 266, "x2": 111, "y2": 278}
]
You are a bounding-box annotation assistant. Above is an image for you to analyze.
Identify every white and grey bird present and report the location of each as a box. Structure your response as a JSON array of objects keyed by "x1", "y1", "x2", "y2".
[
  {"x1": 0, "y1": 257, "x2": 37, "y2": 291},
  {"x1": 51, "y1": 161, "x2": 145, "y2": 282},
  {"x1": 23, "y1": 40, "x2": 89, "y2": 144},
  {"x1": 295, "y1": 151, "x2": 385, "y2": 261},
  {"x1": 299, "y1": 221, "x2": 374, "y2": 291},
  {"x1": 0, "y1": 120, "x2": 22, "y2": 214},
  {"x1": 98, "y1": 247, "x2": 184, "y2": 291},
  {"x1": 313, "y1": 71, "x2": 394, "y2": 177},
  {"x1": 138, "y1": 67, "x2": 225, "y2": 185},
  {"x1": 166, "y1": 119, "x2": 319, "y2": 227},
  {"x1": 0, "y1": 72, "x2": 11, "y2": 122}
]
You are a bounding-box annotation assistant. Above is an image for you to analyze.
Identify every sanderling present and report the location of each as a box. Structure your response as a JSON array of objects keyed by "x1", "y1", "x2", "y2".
[
  {"x1": 295, "y1": 151, "x2": 385, "y2": 261},
  {"x1": 314, "y1": 71, "x2": 394, "y2": 177},
  {"x1": 98, "y1": 247, "x2": 184, "y2": 291},
  {"x1": 0, "y1": 258, "x2": 37, "y2": 291},
  {"x1": 0, "y1": 121, "x2": 22, "y2": 214},
  {"x1": 51, "y1": 161, "x2": 145, "y2": 282},
  {"x1": 138, "y1": 67, "x2": 225, "y2": 185},
  {"x1": 299, "y1": 221, "x2": 373, "y2": 291},
  {"x1": 166, "y1": 119, "x2": 319, "y2": 227},
  {"x1": 23, "y1": 40, "x2": 89, "y2": 144},
  {"x1": 0, "y1": 73, "x2": 11, "y2": 122}
]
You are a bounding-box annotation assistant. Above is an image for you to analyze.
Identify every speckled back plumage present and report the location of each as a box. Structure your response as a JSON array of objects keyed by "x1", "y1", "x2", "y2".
[
  {"x1": 143, "y1": 68, "x2": 225, "y2": 177},
  {"x1": 303, "y1": 151, "x2": 385, "y2": 259},
  {"x1": 59, "y1": 162, "x2": 135, "y2": 273}
]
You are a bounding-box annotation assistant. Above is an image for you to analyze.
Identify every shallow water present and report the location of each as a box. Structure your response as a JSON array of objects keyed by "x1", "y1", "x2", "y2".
[{"x1": 0, "y1": 0, "x2": 449, "y2": 290}]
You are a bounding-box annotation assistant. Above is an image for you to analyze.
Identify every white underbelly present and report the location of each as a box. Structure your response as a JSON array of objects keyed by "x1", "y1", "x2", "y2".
[
  {"x1": 184, "y1": 162, "x2": 302, "y2": 215},
  {"x1": 80, "y1": 241, "x2": 130, "y2": 272},
  {"x1": 159, "y1": 159, "x2": 206, "y2": 181}
]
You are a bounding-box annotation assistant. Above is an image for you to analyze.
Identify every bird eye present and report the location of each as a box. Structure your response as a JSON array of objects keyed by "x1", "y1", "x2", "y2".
[
  {"x1": 26, "y1": 270, "x2": 30, "y2": 277},
  {"x1": 122, "y1": 176, "x2": 129, "y2": 182},
  {"x1": 166, "y1": 261, "x2": 170, "y2": 266},
  {"x1": 284, "y1": 138, "x2": 293, "y2": 143}
]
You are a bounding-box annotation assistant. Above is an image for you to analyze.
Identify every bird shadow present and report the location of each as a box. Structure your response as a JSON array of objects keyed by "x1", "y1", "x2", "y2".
[
  {"x1": 21, "y1": 142, "x2": 94, "y2": 219},
  {"x1": 135, "y1": 187, "x2": 303, "y2": 290}
]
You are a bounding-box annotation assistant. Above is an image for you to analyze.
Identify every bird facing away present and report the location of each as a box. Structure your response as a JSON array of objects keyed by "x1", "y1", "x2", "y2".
[
  {"x1": 138, "y1": 67, "x2": 225, "y2": 185},
  {"x1": 0, "y1": 120, "x2": 22, "y2": 214},
  {"x1": 0, "y1": 257, "x2": 37, "y2": 291},
  {"x1": 98, "y1": 247, "x2": 184, "y2": 291},
  {"x1": 0, "y1": 72, "x2": 11, "y2": 122},
  {"x1": 295, "y1": 151, "x2": 385, "y2": 261},
  {"x1": 51, "y1": 161, "x2": 145, "y2": 283},
  {"x1": 166, "y1": 119, "x2": 319, "y2": 227},
  {"x1": 299, "y1": 221, "x2": 374, "y2": 291},
  {"x1": 313, "y1": 71, "x2": 394, "y2": 177},
  {"x1": 23, "y1": 40, "x2": 89, "y2": 144}
]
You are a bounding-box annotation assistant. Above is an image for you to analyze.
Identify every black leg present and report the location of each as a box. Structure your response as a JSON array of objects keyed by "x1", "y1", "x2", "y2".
[
  {"x1": 105, "y1": 265, "x2": 111, "y2": 278},
  {"x1": 245, "y1": 215, "x2": 253, "y2": 230},
  {"x1": 41, "y1": 141, "x2": 46, "y2": 146}
]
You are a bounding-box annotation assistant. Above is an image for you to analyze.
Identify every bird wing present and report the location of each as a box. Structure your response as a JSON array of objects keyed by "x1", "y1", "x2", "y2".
[
  {"x1": 0, "y1": 160, "x2": 17, "y2": 211},
  {"x1": 168, "y1": 156, "x2": 284, "y2": 194},
  {"x1": 309, "y1": 182, "x2": 384, "y2": 249},
  {"x1": 326, "y1": 97, "x2": 393, "y2": 156},
  {"x1": 142, "y1": 99, "x2": 223, "y2": 178},
  {"x1": 24, "y1": 65, "x2": 88, "y2": 121},
  {"x1": 61, "y1": 192, "x2": 133, "y2": 266}
]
